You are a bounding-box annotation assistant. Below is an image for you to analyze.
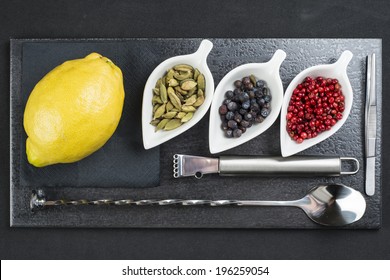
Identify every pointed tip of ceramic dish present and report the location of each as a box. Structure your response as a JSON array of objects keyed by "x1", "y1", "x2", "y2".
[
  {"x1": 142, "y1": 39, "x2": 214, "y2": 149},
  {"x1": 209, "y1": 49, "x2": 286, "y2": 154},
  {"x1": 280, "y1": 50, "x2": 353, "y2": 157}
]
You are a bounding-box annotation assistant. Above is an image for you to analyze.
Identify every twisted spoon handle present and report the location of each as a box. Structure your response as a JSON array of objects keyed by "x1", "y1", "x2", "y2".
[
  {"x1": 30, "y1": 190, "x2": 301, "y2": 211},
  {"x1": 30, "y1": 190, "x2": 241, "y2": 210}
]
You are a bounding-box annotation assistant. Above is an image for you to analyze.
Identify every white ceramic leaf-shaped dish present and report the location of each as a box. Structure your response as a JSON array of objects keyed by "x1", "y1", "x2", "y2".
[
  {"x1": 142, "y1": 39, "x2": 214, "y2": 149},
  {"x1": 280, "y1": 50, "x2": 353, "y2": 157},
  {"x1": 208, "y1": 49, "x2": 286, "y2": 154}
]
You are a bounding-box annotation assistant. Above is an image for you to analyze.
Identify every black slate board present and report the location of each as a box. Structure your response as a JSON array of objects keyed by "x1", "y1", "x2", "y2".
[
  {"x1": 13, "y1": 41, "x2": 160, "y2": 189},
  {"x1": 10, "y1": 38, "x2": 382, "y2": 228}
]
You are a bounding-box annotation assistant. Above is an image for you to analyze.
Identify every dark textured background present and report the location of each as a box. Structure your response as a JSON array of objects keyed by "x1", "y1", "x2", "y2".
[{"x1": 1, "y1": 0, "x2": 390, "y2": 259}]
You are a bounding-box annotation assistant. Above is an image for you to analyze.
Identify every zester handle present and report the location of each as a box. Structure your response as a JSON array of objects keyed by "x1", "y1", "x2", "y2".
[{"x1": 219, "y1": 156, "x2": 359, "y2": 176}]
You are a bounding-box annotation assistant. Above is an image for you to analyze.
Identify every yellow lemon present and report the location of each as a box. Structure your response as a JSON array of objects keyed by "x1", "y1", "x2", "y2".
[{"x1": 23, "y1": 53, "x2": 125, "y2": 167}]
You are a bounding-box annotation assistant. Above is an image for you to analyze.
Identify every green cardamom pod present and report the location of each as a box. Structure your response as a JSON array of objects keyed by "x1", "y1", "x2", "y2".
[
  {"x1": 166, "y1": 101, "x2": 174, "y2": 111},
  {"x1": 153, "y1": 104, "x2": 160, "y2": 112},
  {"x1": 197, "y1": 74, "x2": 205, "y2": 91},
  {"x1": 155, "y1": 118, "x2": 170, "y2": 131},
  {"x1": 180, "y1": 80, "x2": 197, "y2": 91},
  {"x1": 150, "y1": 119, "x2": 160, "y2": 126},
  {"x1": 168, "y1": 78, "x2": 179, "y2": 87},
  {"x1": 160, "y1": 84, "x2": 168, "y2": 103},
  {"x1": 181, "y1": 112, "x2": 194, "y2": 123},
  {"x1": 175, "y1": 86, "x2": 188, "y2": 95},
  {"x1": 155, "y1": 78, "x2": 162, "y2": 88},
  {"x1": 186, "y1": 86, "x2": 197, "y2": 96},
  {"x1": 184, "y1": 95, "x2": 197, "y2": 106},
  {"x1": 166, "y1": 69, "x2": 175, "y2": 82},
  {"x1": 181, "y1": 105, "x2": 196, "y2": 112},
  {"x1": 193, "y1": 89, "x2": 205, "y2": 107},
  {"x1": 153, "y1": 104, "x2": 166, "y2": 119},
  {"x1": 175, "y1": 91, "x2": 184, "y2": 102},
  {"x1": 164, "y1": 119, "x2": 182, "y2": 131},
  {"x1": 174, "y1": 71, "x2": 192, "y2": 81},
  {"x1": 194, "y1": 68, "x2": 200, "y2": 80},
  {"x1": 174, "y1": 64, "x2": 194, "y2": 72},
  {"x1": 152, "y1": 95, "x2": 163, "y2": 105},
  {"x1": 176, "y1": 112, "x2": 186, "y2": 119},
  {"x1": 168, "y1": 88, "x2": 182, "y2": 110},
  {"x1": 162, "y1": 111, "x2": 177, "y2": 119}
]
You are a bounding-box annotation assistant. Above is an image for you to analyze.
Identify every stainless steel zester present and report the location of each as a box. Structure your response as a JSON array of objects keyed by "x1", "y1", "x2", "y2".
[{"x1": 173, "y1": 154, "x2": 359, "y2": 178}]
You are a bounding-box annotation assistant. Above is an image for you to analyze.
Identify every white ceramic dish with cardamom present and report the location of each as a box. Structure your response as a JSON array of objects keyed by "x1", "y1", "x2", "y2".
[
  {"x1": 142, "y1": 39, "x2": 214, "y2": 149},
  {"x1": 280, "y1": 50, "x2": 353, "y2": 157},
  {"x1": 208, "y1": 49, "x2": 286, "y2": 154}
]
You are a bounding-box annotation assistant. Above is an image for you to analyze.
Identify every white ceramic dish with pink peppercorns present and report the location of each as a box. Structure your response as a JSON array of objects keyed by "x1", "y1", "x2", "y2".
[
  {"x1": 280, "y1": 50, "x2": 353, "y2": 157},
  {"x1": 209, "y1": 49, "x2": 286, "y2": 154}
]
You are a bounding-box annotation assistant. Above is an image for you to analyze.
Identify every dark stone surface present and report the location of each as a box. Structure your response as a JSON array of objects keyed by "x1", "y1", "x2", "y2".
[
  {"x1": 10, "y1": 38, "x2": 382, "y2": 229},
  {"x1": 14, "y1": 41, "x2": 160, "y2": 189}
]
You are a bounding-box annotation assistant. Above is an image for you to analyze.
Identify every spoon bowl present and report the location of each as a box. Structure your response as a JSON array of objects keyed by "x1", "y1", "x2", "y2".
[
  {"x1": 142, "y1": 39, "x2": 214, "y2": 149},
  {"x1": 280, "y1": 50, "x2": 354, "y2": 157},
  {"x1": 238, "y1": 184, "x2": 366, "y2": 226},
  {"x1": 299, "y1": 184, "x2": 366, "y2": 226}
]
